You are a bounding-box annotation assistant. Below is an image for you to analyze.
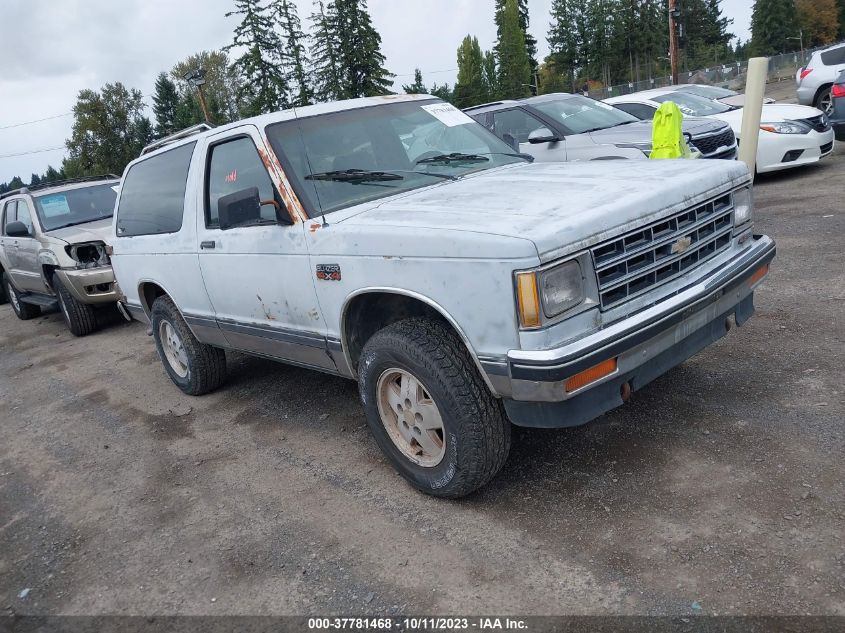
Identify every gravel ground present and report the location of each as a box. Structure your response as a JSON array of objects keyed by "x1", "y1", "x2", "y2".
[{"x1": 2, "y1": 87, "x2": 843, "y2": 617}]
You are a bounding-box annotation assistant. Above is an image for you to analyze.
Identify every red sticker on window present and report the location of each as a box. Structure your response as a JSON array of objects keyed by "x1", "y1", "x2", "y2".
[{"x1": 225, "y1": 169, "x2": 237, "y2": 183}]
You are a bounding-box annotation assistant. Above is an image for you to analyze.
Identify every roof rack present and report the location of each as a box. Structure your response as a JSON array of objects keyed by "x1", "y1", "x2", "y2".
[
  {"x1": 141, "y1": 123, "x2": 215, "y2": 155},
  {"x1": 0, "y1": 174, "x2": 119, "y2": 202}
]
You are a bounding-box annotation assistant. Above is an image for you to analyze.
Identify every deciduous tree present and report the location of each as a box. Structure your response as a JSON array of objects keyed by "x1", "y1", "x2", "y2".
[{"x1": 796, "y1": 0, "x2": 840, "y2": 47}]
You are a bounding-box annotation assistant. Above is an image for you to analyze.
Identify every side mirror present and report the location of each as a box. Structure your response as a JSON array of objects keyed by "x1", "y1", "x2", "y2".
[
  {"x1": 528, "y1": 127, "x2": 560, "y2": 144},
  {"x1": 218, "y1": 187, "x2": 261, "y2": 230},
  {"x1": 5, "y1": 221, "x2": 30, "y2": 238}
]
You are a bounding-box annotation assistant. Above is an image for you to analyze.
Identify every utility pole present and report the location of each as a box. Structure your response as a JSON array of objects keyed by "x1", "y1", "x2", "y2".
[
  {"x1": 184, "y1": 68, "x2": 211, "y2": 124},
  {"x1": 668, "y1": 0, "x2": 680, "y2": 85}
]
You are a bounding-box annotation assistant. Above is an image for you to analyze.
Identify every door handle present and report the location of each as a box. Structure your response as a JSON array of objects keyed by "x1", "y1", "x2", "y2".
[{"x1": 200, "y1": 240, "x2": 216, "y2": 250}]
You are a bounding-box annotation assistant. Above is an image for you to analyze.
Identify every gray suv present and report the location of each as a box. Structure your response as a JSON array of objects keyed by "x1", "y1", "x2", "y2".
[
  {"x1": 0, "y1": 176, "x2": 120, "y2": 336},
  {"x1": 465, "y1": 93, "x2": 738, "y2": 162}
]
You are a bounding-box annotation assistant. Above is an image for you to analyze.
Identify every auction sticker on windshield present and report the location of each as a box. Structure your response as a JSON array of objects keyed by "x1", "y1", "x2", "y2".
[
  {"x1": 38, "y1": 195, "x2": 71, "y2": 218},
  {"x1": 421, "y1": 103, "x2": 475, "y2": 127}
]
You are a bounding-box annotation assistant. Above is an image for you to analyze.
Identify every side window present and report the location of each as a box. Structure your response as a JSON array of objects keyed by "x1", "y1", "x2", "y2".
[
  {"x1": 15, "y1": 200, "x2": 34, "y2": 234},
  {"x1": 116, "y1": 142, "x2": 195, "y2": 237},
  {"x1": 206, "y1": 137, "x2": 281, "y2": 228},
  {"x1": 492, "y1": 108, "x2": 548, "y2": 143},
  {"x1": 3, "y1": 201, "x2": 17, "y2": 234},
  {"x1": 614, "y1": 103, "x2": 657, "y2": 120}
]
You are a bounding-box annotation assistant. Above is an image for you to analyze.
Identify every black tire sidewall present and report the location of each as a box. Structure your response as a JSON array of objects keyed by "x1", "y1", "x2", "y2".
[
  {"x1": 53, "y1": 274, "x2": 95, "y2": 336},
  {"x1": 151, "y1": 301, "x2": 196, "y2": 392},
  {"x1": 359, "y1": 341, "x2": 466, "y2": 495},
  {"x1": 4, "y1": 274, "x2": 35, "y2": 320}
]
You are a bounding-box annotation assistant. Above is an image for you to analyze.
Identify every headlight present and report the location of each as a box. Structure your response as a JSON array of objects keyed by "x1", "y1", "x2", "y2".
[
  {"x1": 66, "y1": 241, "x2": 110, "y2": 268},
  {"x1": 733, "y1": 187, "x2": 753, "y2": 226},
  {"x1": 760, "y1": 121, "x2": 809, "y2": 134},
  {"x1": 540, "y1": 260, "x2": 584, "y2": 318}
]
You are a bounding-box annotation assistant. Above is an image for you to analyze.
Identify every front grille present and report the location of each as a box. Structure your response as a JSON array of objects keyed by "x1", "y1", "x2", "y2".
[
  {"x1": 821, "y1": 141, "x2": 834, "y2": 155},
  {"x1": 692, "y1": 128, "x2": 736, "y2": 157},
  {"x1": 801, "y1": 114, "x2": 831, "y2": 133},
  {"x1": 591, "y1": 193, "x2": 735, "y2": 309}
]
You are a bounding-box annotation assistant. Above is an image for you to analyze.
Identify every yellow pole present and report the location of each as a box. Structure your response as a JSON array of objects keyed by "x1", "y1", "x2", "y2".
[{"x1": 739, "y1": 57, "x2": 768, "y2": 175}]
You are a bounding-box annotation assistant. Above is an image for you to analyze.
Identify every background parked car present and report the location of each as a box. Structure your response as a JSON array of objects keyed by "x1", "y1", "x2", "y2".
[
  {"x1": 674, "y1": 83, "x2": 775, "y2": 107},
  {"x1": 796, "y1": 42, "x2": 845, "y2": 115},
  {"x1": 464, "y1": 93, "x2": 737, "y2": 162},
  {"x1": 0, "y1": 175, "x2": 120, "y2": 336},
  {"x1": 605, "y1": 88, "x2": 835, "y2": 173},
  {"x1": 831, "y1": 69, "x2": 845, "y2": 141}
]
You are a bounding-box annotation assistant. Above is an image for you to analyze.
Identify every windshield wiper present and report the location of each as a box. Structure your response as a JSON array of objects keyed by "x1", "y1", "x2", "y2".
[
  {"x1": 305, "y1": 168, "x2": 458, "y2": 183},
  {"x1": 306, "y1": 169, "x2": 405, "y2": 183},
  {"x1": 416, "y1": 152, "x2": 490, "y2": 165}
]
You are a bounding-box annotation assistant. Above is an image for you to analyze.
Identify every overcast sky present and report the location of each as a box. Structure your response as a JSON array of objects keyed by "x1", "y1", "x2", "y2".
[{"x1": 0, "y1": 0, "x2": 753, "y2": 183}]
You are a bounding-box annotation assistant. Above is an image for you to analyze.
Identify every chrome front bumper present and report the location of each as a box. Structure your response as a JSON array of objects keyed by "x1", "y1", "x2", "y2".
[
  {"x1": 500, "y1": 234, "x2": 775, "y2": 427},
  {"x1": 55, "y1": 266, "x2": 118, "y2": 305}
]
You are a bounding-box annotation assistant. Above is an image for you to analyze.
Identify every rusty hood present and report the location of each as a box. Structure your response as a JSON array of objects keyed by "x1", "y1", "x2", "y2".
[{"x1": 343, "y1": 159, "x2": 751, "y2": 262}]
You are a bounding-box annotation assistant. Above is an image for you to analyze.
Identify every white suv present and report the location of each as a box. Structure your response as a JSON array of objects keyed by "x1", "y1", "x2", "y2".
[
  {"x1": 797, "y1": 42, "x2": 845, "y2": 114},
  {"x1": 110, "y1": 95, "x2": 775, "y2": 497}
]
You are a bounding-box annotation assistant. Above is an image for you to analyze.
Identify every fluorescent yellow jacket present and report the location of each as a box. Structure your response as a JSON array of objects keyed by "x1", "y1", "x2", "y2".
[{"x1": 649, "y1": 101, "x2": 696, "y2": 160}]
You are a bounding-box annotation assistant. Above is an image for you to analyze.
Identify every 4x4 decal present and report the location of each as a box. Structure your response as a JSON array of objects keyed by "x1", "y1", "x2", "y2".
[{"x1": 316, "y1": 264, "x2": 341, "y2": 281}]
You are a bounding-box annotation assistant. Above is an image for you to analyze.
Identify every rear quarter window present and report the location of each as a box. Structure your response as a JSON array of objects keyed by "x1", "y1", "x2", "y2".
[
  {"x1": 820, "y1": 46, "x2": 845, "y2": 66},
  {"x1": 116, "y1": 142, "x2": 195, "y2": 237}
]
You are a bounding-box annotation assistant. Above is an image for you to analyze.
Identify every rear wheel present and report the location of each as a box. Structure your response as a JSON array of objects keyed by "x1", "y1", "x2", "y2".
[
  {"x1": 53, "y1": 273, "x2": 96, "y2": 337},
  {"x1": 815, "y1": 86, "x2": 833, "y2": 116},
  {"x1": 150, "y1": 295, "x2": 226, "y2": 395},
  {"x1": 358, "y1": 318, "x2": 511, "y2": 498},
  {"x1": 3, "y1": 273, "x2": 40, "y2": 320}
]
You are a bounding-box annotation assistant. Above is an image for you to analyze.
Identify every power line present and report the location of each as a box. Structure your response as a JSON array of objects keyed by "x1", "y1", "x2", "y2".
[
  {"x1": 394, "y1": 68, "x2": 458, "y2": 78},
  {"x1": 0, "y1": 112, "x2": 72, "y2": 131},
  {"x1": 0, "y1": 146, "x2": 65, "y2": 160}
]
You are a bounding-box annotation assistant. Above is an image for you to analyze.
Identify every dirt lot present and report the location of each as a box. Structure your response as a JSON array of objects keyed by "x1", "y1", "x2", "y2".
[{"x1": 2, "y1": 95, "x2": 844, "y2": 617}]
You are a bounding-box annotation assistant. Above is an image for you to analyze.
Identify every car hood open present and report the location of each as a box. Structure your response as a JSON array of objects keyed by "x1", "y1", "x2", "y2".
[
  {"x1": 344, "y1": 160, "x2": 751, "y2": 263},
  {"x1": 46, "y1": 217, "x2": 114, "y2": 245}
]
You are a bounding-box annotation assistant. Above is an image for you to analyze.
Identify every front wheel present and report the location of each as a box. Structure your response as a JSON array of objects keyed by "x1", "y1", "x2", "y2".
[
  {"x1": 358, "y1": 318, "x2": 511, "y2": 498},
  {"x1": 3, "y1": 273, "x2": 40, "y2": 320},
  {"x1": 53, "y1": 273, "x2": 96, "y2": 337},
  {"x1": 150, "y1": 296, "x2": 227, "y2": 395}
]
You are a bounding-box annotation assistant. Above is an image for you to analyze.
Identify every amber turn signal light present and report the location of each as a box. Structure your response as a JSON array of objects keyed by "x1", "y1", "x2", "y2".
[
  {"x1": 565, "y1": 358, "x2": 618, "y2": 393},
  {"x1": 748, "y1": 263, "x2": 769, "y2": 287},
  {"x1": 516, "y1": 272, "x2": 541, "y2": 328}
]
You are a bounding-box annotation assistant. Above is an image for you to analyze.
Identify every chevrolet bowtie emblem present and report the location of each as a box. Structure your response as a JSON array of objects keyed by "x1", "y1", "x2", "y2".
[{"x1": 671, "y1": 236, "x2": 692, "y2": 255}]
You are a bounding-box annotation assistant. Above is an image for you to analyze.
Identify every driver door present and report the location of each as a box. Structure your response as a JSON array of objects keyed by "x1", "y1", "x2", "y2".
[
  {"x1": 196, "y1": 125, "x2": 336, "y2": 372},
  {"x1": 3, "y1": 199, "x2": 42, "y2": 292}
]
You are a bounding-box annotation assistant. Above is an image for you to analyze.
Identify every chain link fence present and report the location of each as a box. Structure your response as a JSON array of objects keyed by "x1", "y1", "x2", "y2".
[{"x1": 594, "y1": 48, "x2": 826, "y2": 100}]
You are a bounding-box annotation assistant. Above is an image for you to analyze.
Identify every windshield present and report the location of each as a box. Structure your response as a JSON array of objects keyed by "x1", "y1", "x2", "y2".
[
  {"x1": 653, "y1": 91, "x2": 734, "y2": 115},
  {"x1": 33, "y1": 183, "x2": 118, "y2": 232},
  {"x1": 530, "y1": 95, "x2": 639, "y2": 134},
  {"x1": 265, "y1": 100, "x2": 525, "y2": 215},
  {"x1": 679, "y1": 85, "x2": 738, "y2": 100}
]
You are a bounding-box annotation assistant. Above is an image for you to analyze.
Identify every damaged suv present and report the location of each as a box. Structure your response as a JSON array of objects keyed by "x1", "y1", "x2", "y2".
[
  {"x1": 0, "y1": 176, "x2": 119, "y2": 336},
  {"x1": 111, "y1": 95, "x2": 775, "y2": 498}
]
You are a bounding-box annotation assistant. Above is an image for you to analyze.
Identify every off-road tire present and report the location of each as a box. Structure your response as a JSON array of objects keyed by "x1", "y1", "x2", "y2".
[
  {"x1": 358, "y1": 317, "x2": 511, "y2": 498},
  {"x1": 150, "y1": 295, "x2": 226, "y2": 396},
  {"x1": 53, "y1": 273, "x2": 97, "y2": 337},
  {"x1": 3, "y1": 273, "x2": 40, "y2": 320}
]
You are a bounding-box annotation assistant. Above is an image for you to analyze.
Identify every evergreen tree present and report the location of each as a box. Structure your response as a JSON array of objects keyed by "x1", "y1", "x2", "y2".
[
  {"x1": 333, "y1": 0, "x2": 393, "y2": 98},
  {"x1": 547, "y1": 0, "x2": 579, "y2": 90},
  {"x1": 750, "y1": 0, "x2": 801, "y2": 55},
  {"x1": 454, "y1": 35, "x2": 488, "y2": 108},
  {"x1": 152, "y1": 72, "x2": 180, "y2": 136},
  {"x1": 495, "y1": 0, "x2": 538, "y2": 76},
  {"x1": 29, "y1": 174, "x2": 41, "y2": 187},
  {"x1": 44, "y1": 166, "x2": 63, "y2": 183},
  {"x1": 429, "y1": 83, "x2": 454, "y2": 103},
  {"x1": 310, "y1": 1, "x2": 344, "y2": 100},
  {"x1": 271, "y1": 0, "x2": 313, "y2": 106},
  {"x1": 402, "y1": 69, "x2": 427, "y2": 94},
  {"x1": 497, "y1": 0, "x2": 532, "y2": 99},
  {"x1": 483, "y1": 50, "x2": 499, "y2": 100},
  {"x1": 225, "y1": 0, "x2": 288, "y2": 116},
  {"x1": 796, "y1": 0, "x2": 840, "y2": 47}
]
